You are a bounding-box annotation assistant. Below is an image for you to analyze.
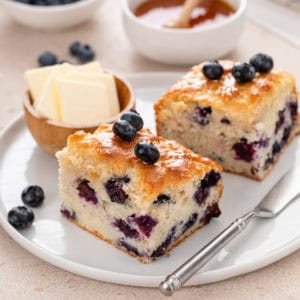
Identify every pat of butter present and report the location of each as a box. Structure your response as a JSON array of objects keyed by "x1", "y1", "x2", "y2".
[
  {"x1": 75, "y1": 61, "x2": 103, "y2": 73},
  {"x1": 24, "y1": 63, "x2": 70, "y2": 107},
  {"x1": 24, "y1": 62, "x2": 103, "y2": 107},
  {"x1": 60, "y1": 71, "x2": 120, "y2": 116},
  {"x1": 57, "y1": 79, "x2": 111, "y2": 126},
  {"x1": 35, "y1": 71, "x2": 61, "y2": 121}
]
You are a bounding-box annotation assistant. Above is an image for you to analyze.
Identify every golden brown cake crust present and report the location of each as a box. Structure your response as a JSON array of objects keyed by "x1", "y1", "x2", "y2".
[
  {"x1": 65, "y1": 125, "x2": 222, "y2": 199},
  {"x1": 154, "y1": 60, "x2": 297, "y2": 127}
]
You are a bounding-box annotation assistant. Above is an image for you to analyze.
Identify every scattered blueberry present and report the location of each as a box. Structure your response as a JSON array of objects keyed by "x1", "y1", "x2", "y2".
[
  {"x1": 193, "y1": 106, "x2": 212, "y2": 126},
  {"x1": 114, "y1": 218, "x2": 139, "y2": 239},
  {"x1": 153, "y1": 194, "x2": 173, "y2": 205},
  {"x1": 202, "y1": 61, "x2": 224, "y2": 80},
  {"x1": 232, "y1": 138, "x2": 256, "y2": 162},
  {"x1": 232, "y1": 62, "x2": 256, "y2": 83},
  {"x1": 133, "y1": 215, "x2": 158, "y2": 238},
  {"x1": 38, "y1": 51, "x2": 58, "y2": 67},
  {"x1": 201, "y1": 171, "x2": 221, "y2": 188},
  {"x1": 134, "y1": 142, "x2": 160, "y2": 164},
  {"x1": 203, "y1": 203, "x2": 221, "y2": 222},
  {"x1": 113, "y1": 120, "x2": 137, "y2": 142},
  {"x1": 78, "y1": 45, "x2": 95, "y2": 64},
  {"x1": 275, "y1": 108, "x2": 285, "y2": 134},
  {"x1": 182, "y1": 213, "x2": 198, "y2": 234},
  {"x1": 120, "y1": 111, "x2": 144, "y2": 131},
  {"x1": 221, "y1": 117, "x2": 231, "y2": 125},
  {"x1": 250, "y1": 53, "x2": 273, "y2": 73},
  {"x1": 193, "y1": 186, "x2": 209, "y2": 206},
  {"x1": 21, "y1": 185, "x2": 45, "y2": 208},
  {"x1": 118, "y1": 239, "x2": 140, "y2": 256},
  {"x1": 193, "y1": 171, "x2": 221, "y2": 206},
  {"x1": 69, "y1": 41, "x2": 82, "y2": 56},
  {"x1": 289, "y1": 101, "x2": 298, "y2": 121},
  {"x1": 60, "y1": 208, "x2": 76, "y2": 220},
  {"x1": 272, "y1": 142, "x2": 281, "y2": 155},
  {"x1": 255, "y1": 138, "x2": 269, "y2": 148},
  {"x1": 151, "y1": 226, "x2": 176, "y2": 258},
  {"x1": 21, "y1": 185, "x2": 45, "y2": 207},
  {"x1": 264, "y1": 157, "x2": 273, "y2": 169},
  {"x1": 8, "y1": 206, "x2": 34, "y2": 230},
  {"x1": 105, "y1": 176, "x2": 130, "y2": 204},
  {"x1": 69, "y1": 41, "x2": 96, "y2": 63},
  {"x1": 76, "y1": 179, "x2": 98, "y2": 205},
  {"x1": 282, "y1": 126, "x2": 292, "y2": 144},
  {"x1": 14, "y1": 0, "x2": 81, "y2": 6}
]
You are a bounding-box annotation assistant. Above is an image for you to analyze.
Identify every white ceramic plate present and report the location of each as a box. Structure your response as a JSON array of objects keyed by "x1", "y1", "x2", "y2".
[{"x1": 0, "y1": 73, "x2": 300, "y2": 287}]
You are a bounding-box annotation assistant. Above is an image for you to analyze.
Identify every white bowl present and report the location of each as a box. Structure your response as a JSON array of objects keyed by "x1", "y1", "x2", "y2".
[
  {"x1": 0, "y1": 0, "x2": 105, "y2": 30},
  {"x1": 121, "y1": 0, "x2": 247, "y2": 65}
]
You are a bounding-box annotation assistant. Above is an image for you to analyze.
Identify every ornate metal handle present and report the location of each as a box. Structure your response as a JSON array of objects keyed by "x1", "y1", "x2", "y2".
[{"x1": 159, "y1": 211, "x2": 257, "y2": 296}]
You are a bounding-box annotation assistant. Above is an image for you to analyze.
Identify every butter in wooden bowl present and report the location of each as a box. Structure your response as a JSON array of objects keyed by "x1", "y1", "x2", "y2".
[{"x1": 23, "y1": 62, "x2": 135, "y2": 155}]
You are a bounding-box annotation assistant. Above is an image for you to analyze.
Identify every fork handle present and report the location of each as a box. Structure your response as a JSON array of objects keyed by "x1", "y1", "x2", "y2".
[{"x1": 159, "y1": 211, "x2": 257, "y2": 296}]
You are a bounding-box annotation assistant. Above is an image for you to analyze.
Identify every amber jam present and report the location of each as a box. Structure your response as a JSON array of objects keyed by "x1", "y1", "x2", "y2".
[{"x1": 134, "y1": 0, "x2": 235, "y2": 28}]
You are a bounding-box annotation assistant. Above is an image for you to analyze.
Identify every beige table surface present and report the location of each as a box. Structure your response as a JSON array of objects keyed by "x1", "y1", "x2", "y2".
[{"x1": 1, "y1": 1, "x2": 300, "y2": 299}]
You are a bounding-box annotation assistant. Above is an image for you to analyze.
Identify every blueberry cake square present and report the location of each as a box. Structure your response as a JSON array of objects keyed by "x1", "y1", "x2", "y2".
[
  {"x1": 155, "y1": 59, "x2": 299, "y2": 180},
  {"x1": 56, "y1": 124, "x2": 223, "y2": 263}
]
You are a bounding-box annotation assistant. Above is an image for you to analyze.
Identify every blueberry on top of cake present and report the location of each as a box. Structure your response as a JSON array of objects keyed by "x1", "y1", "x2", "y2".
[
  {"x1": 56, "y1": 122, "x2": 223, "y2": 263},
  {"x1": 155, "y1": 57, "x2": 299, "y2": 180}
]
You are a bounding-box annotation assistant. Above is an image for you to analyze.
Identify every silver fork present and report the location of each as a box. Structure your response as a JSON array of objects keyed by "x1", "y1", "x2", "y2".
[{"x1": 160, "y1": 165, "x2": 300, "y2": 296}]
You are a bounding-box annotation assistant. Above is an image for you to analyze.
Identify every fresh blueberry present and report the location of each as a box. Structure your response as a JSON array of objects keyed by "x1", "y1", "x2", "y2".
[
  {"x1": 202, "y1": 61, "x2": 224, "y2": 80},
  {"x1": 8, "y1": 206, "x2": 34, "y2": 230},
  {"x1": 250, "y1": 53, "x2": 273, "y2": 73},
  {"x1": 69, "y1": 41, "x2": 82, "y2": 56},
  {"x1": 77, "y1": 179, "x2": 98, "y2": 205},
  {"x1": 134, "y1": 142, "x2": 160, "y2": 164},
  {"x1": 120, "y1": 111, "x2": 144, "y2": 131},
  {"x1": 105, "y1": 176, "x2": 130, "y2": 204},
  {"x1": 232, "y1": 62, "x2": 256, "y2": 83},
  {"x1": 21, "y1": 185, "x2": 45, "y2": 208},
  {"x1": 78, "y1": 45, "x2": 95, "y2": 63},
  {"x1": 113, "y1": 120, "x2": 137, "y2": 142},
  {"x1": 38, "y1": 51, "x2": 58, "y2": 67}
]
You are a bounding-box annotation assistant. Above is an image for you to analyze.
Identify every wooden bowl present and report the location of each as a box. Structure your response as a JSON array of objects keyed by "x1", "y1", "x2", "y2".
[{"x1": 23, "y1": 72, "x2": 135, "y2": 155}]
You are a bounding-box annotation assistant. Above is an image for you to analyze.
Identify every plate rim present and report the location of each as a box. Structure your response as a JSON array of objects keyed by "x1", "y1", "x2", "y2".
[{"x1": 0, "y1": 72, "x2": 299, "y2": 287}]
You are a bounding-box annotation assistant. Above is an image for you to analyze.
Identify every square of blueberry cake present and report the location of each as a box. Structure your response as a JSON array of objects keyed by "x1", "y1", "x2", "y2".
[
  {"x1": 155, "y1": 55, "x2": 299, "y2": 180},
  {"x1": 56, "y1": 119, "x2": 223, "y2": 263}
]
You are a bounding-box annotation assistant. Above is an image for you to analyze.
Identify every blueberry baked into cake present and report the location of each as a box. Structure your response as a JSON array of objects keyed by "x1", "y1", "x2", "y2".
[
  {"x1": 56, "y1": 111, "x2": 223, "y2": 263},
  {"x1": 155, "y1": 54, "x2": 300, "y2": 180}
]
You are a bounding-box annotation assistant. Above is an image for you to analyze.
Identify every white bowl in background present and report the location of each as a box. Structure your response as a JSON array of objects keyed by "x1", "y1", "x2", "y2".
[
  {"x1": 121, "y1": 0, "x2": 247, "y2": 65},
  {"x1": 0, "y1": 0, "x2": 105, "y2": 30}
]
